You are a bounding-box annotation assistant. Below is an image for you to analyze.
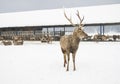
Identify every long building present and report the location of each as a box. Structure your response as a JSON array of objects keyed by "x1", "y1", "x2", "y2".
[{"x1": 0, "y1": 4, "x2": 120, "y2": 40}]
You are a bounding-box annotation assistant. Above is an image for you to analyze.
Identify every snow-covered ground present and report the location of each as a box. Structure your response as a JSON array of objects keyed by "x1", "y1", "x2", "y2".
[{"x1": 0, "y1": 41, "x2": 120, "y2": 84}]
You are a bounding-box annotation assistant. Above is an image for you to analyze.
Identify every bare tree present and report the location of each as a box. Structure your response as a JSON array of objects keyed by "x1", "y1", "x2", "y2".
[{"x1": 60, "y1": 10, "x2": 88, "y2": 71}]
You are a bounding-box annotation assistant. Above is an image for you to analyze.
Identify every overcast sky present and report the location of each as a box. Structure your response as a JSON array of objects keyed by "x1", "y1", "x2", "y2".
[{"x1": 0, "y1": 0, "x2": 120, "y2": 13}]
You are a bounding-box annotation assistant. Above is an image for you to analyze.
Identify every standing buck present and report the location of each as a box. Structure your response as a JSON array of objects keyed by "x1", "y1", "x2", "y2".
[{"x1": 60, "y1": 10, "x2": 88, "y2": 71}]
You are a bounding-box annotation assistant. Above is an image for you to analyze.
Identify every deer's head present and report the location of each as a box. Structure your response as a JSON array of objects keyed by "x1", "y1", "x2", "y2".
[{"x1": 64, "y1": 10, "x2": 88, "y2": 39}]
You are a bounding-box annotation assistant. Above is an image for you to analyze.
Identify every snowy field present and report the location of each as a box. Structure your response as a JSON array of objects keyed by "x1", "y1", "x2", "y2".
[{"x1": 0, "y1": 41, "x2": 120, "y2": 84}]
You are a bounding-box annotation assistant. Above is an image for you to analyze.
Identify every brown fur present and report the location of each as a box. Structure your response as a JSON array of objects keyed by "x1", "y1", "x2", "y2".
[
  {"x1": 2, "y1": 40, "x2": 12, "y2": 45},
  {"x1": 60, "y1": 27, "x2": 88, "y2": 71},
  {"x1": 13, "y1": 36, "x2": 23, "y2": 45},
  {"x1": 93, "y1": 34, "x2": 109, "y2": 41},
  {"x1": 41, "y1": 34, "x2": 53, "y2": 43},
  {"x1": 60, "y1": 10, "x2": 88, "y2": 71}
]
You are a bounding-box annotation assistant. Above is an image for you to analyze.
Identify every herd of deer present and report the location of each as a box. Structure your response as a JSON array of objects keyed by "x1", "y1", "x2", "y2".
[
  {"x1": 0, "y1": 33, "x2": 53, "y2": 45},
  {"x1": 1, "y1": 36, "x2": 24, "y2": 45}
]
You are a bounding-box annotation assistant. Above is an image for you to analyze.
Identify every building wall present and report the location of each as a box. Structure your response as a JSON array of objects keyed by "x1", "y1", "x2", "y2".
[{"x1": 0, "y1": 23, "x2": 120, "y2": 40}]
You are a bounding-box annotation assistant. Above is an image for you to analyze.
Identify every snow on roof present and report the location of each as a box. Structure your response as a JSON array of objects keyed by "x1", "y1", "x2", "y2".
[{"x1": 0, "y1": 4, "x2": 120, "y2": 28}]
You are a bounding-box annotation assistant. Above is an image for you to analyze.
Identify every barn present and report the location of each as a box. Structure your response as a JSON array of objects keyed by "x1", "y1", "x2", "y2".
[{"x1": 0, "y1": 4, "x2": 120, "y2": 41}]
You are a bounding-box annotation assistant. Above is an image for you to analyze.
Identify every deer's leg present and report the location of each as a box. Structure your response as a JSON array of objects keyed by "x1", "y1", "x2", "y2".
[
  {"x1": 61, "y1": 48, "x2": 67, "y2": 67},
  {"x1": 64, "y1": 53, "x2": 67, "y2": 67},
  {"x1": 72, "y1": 53, "x2": 76, "y2": 71},
  {"x1": 66, "y1": 53, "x2": 70, "y2": 71}
]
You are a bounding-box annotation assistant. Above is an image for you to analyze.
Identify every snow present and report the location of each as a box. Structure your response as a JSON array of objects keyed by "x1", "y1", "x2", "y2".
[
  {"x1": 0, "y1": 41, "x2": 120, "y2": 84},
  {"x1": 0, "y1": 4, "x2": 120, "y2": 28}
]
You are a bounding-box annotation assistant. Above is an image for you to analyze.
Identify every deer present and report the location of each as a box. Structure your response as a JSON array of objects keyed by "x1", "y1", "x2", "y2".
[
  {"x1": 2, "y1": 40, "x2": 12, "y2": 45},
  {"x1": 13, "y1": 36, "x2": 23, "y2": 45},
  {"x1": 60, "y1": 10, "x2": 88, "y2": 71}
]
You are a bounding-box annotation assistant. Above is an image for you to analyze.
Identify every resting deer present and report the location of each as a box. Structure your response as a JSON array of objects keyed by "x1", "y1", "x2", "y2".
[
  {"x1": 60, "y1": 10, "x2": 88, "y2": 71},
  {"x1": 2, "y1": 40, "x2": 12, "y2": 45},
  {"x1": 13, "y1": 36, "x2": 23, "y2": 45}
]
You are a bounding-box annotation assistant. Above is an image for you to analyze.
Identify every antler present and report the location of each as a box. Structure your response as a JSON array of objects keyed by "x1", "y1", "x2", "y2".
[
  {"x1": 64, "y1": 10, "x2": 76, "y2": 27},
  {"x1": 76, "y1": 10, "x2": 84, "y2": 26},
  {"x1": 64, "y1": 10, "x2": 84, "y2": 27}
]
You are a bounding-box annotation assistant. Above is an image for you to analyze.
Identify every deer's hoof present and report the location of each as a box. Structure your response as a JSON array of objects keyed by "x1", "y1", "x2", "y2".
[
  {"x1": 66, "y1": 69, "x2": 69, "y2": 71},
  {"x1": 73, "y1": 69, "x2": 76, "y2": 71},
  {"x1": 73, "y1": 68, "x2": 76, "y2": 71}
]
